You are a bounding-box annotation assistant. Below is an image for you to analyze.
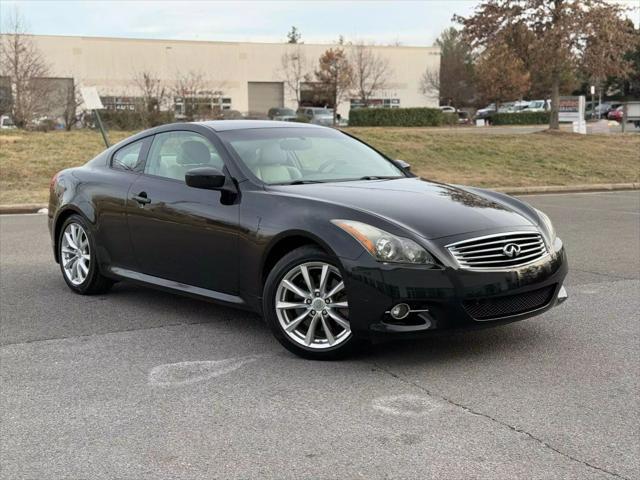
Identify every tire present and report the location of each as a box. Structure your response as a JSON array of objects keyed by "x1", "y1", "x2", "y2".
[
  {"x1": 58, "y1": 214, "x2": 113, "y2": 295},
  {"x1": 263, "y1": 246, "x2": 361, "y2": 360}
]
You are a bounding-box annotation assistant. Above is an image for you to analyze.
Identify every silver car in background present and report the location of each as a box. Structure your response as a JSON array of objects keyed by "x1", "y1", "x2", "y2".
[{"x1": 297, "y1": 107, "x2": 334, "y2": 126}]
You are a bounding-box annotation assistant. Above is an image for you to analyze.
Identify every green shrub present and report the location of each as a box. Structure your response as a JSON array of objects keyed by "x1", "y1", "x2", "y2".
[
  {"x1": 99, "y1": 109, "x2": 175, "y2": 130},
  {"x1": 348, "y1": 107, "x2": 444, "y2": 127},
  {"x1": 442, "y1": 112, "x2": 459, "y2": 126},
  {"x1": 490, "y1": 112, "x2": 550, "y2": 125}
]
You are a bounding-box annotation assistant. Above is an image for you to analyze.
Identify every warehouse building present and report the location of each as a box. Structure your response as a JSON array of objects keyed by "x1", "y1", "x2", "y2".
[{"x1": 3, "y1": 34, "x2": 440, "y2": 121}]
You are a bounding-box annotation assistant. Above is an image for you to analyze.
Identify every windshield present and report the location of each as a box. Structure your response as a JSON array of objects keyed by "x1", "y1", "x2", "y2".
[{"x1": 220, "y1": 127, "x2": 405, "y2": 185}]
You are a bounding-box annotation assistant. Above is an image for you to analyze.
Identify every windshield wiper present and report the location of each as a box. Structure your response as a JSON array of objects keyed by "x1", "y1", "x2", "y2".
[
  {"x1": 358, "y1": 175, "x2": 403, "y2": 180},
  {"x1": 282, "y1": 179, "x2": 326, "y2": 185}
]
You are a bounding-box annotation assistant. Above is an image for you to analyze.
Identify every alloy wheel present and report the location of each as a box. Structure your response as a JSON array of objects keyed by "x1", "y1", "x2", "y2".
[
  {"x1": 275, "y1": 261, "x2": 351, "y2": 350},
  {"x1": 61, "y1": 222, "x2": 91, "y2": 286}
]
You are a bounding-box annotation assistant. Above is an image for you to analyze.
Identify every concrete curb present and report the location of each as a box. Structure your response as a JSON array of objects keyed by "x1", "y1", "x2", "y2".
[
  {"x1": 0, "y1": 183, "x2": 638, "y2": 214},
  {"x1": 0, "y1": 204, "x2": 48, "y2": 215}
]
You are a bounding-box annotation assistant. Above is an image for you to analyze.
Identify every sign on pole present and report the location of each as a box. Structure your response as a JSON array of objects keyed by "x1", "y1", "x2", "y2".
[
  {"x1": 80, "y1": 87, "x2": 110, "y2": 148},
  {"x1": 80, "y1": 87, "x2": 104, "y2": 110}
]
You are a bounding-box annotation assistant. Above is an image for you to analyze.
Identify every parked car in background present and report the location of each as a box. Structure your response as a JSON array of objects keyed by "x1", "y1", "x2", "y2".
[
  {"x1": 297, "y1": 107, "x2": 334, "y2": 126},
  {"x1": 268, "y1": 107, "x2": 297, "y2": 122},
  {"x1": 497, "y1": 102, "x2": 517, "y2": 113},
  {"x1": 520, "y1": 100, "x2": 550, "y2": 112},
  {"x1": 595, "y1": 102, "x2": 621, "y2": 118},
  {"x1": 475, "y1": 104, "x2": 496, "y2": 119},
  {"x1": 607, "y1": 105, "x2": 624, "y2": 122},
  {"x1": 439, "y1": 106, "x2": 457, "y2": 113},
  {"x1": 457, "y1": 111, "x2": 471, "y2": 125},
  {"x1": 0, "y1": 115, "x2": 15, "y2": 129}
]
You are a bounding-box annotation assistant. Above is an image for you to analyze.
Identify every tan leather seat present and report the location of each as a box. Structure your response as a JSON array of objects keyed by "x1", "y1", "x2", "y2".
[
  {"x1": 169, "y1": 141, "x2": 211, "y2": 180},
  {"x1": 253, "y1": 143, "x2": 302, "y2": 183}
]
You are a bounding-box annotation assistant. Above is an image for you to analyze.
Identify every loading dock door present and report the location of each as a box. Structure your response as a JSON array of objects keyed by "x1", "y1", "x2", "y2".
[{"x1": 248, "y1": 82, "x2": 284, "y2": 117}]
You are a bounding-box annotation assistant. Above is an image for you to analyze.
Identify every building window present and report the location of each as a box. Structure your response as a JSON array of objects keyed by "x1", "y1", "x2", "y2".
[
  {"x1": 100, "y1": 96, "x2": 138, "y2": 111},
  {"x1": 173, "y1": 91, "x2": 232, "y2": 119},
  {"x1": 350, "y1": 98, "x2": 401, "y2": 109}
]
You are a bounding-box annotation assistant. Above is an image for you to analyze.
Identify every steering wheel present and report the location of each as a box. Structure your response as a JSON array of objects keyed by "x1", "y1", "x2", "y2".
[{"x1": 317, "y1": 158, "x2": 347, "y2": 173}]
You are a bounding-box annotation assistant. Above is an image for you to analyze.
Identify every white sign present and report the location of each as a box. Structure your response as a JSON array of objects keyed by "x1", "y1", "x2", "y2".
[
  {"x1": 558, "y1": 96, "x2": 585, "y2": 123},
  {"x1": 80, "y1": 87, "x2": 104, "y2": 110},
  {"x1": 590, "y1": 85, "x2": 595, "y2": 95}
]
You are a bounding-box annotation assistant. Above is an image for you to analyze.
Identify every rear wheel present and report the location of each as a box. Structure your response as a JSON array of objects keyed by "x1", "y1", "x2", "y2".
[
  {"x1": 58, "y1": 214, "x2": 113, "y2": 294},
  {"x1": 263, "y1": 246, "x2": 358, "y2": 360}
]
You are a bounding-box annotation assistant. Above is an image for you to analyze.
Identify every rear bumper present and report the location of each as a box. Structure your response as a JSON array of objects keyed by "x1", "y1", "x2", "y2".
[{"x1": 340, "y1": 241, "x2": 568, "y2": 341}]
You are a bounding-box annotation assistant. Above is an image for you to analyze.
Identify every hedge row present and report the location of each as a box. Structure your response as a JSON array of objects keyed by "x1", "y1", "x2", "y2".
[
  {"x1": 99, "y1": 110, "x2": 175, "y2": 130},
  {"x1": 349, "y1": 107, "x2": 446, "y2": 127},
  {"x1": 489, "y1": 111, "x2": 551, "y2": 125}
]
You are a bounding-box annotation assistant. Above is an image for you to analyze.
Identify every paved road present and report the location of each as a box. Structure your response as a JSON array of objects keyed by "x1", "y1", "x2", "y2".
[{"x1": 1, "y1": 191, "x2": 639, "y2": 480}]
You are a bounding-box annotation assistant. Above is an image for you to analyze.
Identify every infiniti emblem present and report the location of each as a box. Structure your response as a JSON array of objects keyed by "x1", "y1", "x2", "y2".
[{"x1": 502, "y1": 243, "x2": 521, "y2": 258}]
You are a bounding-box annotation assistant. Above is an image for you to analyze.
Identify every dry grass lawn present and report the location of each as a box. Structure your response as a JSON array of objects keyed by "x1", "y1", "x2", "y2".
[
  {"x1": 1, "y1": 127, "x2": 638, "y2": 204},
  {"x1": 346, "y1": 127, "x2": 640, "y2": 188}
]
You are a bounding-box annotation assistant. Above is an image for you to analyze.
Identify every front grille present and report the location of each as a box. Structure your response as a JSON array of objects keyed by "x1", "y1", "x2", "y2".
[
  {"x1": 463, "y1": 285, "x2": 556, "y2": 320},
  {"x1": 447, "y1": 231, "x2": 548, "y2": 270}
]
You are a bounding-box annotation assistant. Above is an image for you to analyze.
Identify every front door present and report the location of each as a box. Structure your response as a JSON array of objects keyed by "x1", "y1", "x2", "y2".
[{"x1": 126, "y1": 130, "x2": 239, "y2": 294}]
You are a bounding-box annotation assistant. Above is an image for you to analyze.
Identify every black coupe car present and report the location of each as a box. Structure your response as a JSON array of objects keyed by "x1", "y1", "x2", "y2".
[{"x1": 49, "y1": 121, "x2": 568, "y2": 359}]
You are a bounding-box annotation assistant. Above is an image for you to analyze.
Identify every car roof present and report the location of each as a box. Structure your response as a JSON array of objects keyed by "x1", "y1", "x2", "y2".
[{"x1": 196, "y1": 120, "x2": 323, "y2": 131}]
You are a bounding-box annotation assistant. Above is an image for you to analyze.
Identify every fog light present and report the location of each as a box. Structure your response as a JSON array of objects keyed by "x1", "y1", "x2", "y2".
[{"x1": 390, "y1": 303, "x2": 411, "y2": 320}]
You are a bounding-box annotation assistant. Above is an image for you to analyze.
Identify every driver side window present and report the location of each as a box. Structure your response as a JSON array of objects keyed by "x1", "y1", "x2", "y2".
[{"x1": 145, "y1": 131, "x2": 223, "y2": 181}]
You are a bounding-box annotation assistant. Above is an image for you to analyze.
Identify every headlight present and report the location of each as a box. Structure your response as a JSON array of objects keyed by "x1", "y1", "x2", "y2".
[
  {"x1": 331, "y1": 220, "x2": 435, "y2": 265},
  {"x1": 535, "y1": 208, "x2": 556, "y2": 243}
]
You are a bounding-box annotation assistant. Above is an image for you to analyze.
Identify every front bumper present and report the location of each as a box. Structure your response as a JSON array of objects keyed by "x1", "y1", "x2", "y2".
[{"x1": 340, "y1": 240, "x2": 568, "y2": 341}]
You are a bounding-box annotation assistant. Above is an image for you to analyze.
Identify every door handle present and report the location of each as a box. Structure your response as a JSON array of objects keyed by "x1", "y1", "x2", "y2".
[{"x1": 132, "y1": 192, "x2": 151, "y2": 205}]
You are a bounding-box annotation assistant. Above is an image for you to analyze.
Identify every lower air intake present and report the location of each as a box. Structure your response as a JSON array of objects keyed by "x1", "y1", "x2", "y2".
[{"x1": 463, "y1": 285, "x2": 556, "y2": 320}]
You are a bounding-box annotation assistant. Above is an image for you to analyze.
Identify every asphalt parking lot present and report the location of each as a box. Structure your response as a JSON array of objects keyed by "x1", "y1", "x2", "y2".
[{"x1": 1, "y1": 190, "x2": 639, "y2": 480}]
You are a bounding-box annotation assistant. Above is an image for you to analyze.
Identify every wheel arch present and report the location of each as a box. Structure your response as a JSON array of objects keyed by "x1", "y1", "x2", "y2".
[
  {"x1": 52, "y1": 205, "x2": 94, "y2": 263},
  {"x1": 260, "y1": 231, "x2": 337, "y2": 286}
]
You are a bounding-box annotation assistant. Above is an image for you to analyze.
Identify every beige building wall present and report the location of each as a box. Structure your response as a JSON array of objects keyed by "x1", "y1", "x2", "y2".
[{"x1": 25, "y1": 35, "x2": 440, "y2": 118}]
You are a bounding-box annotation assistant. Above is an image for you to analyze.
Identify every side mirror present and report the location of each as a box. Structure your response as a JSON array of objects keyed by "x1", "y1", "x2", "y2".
[
  {"x1": 185, "y1": 167, "x2": 227, "y2": 190},
  {"x1": 395, "y1": 159, "x2": 411, "y2": 172}
]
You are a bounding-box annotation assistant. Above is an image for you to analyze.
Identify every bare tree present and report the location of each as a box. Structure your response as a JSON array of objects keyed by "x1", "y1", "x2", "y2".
[
  {"x1": 349, "y1": 42, "x2": 391, "y2": 107},
  {"x1": 0, "y1": 10, "x2": 51, "y2": 128},
  {"x1": 315, "y1": 47, "x2": 354, "y2": 125},
  {"x1": 133, "y1": 70, "x2": 166, "y2": 127},
  {"x1": 419, "y1": 69, "x2": 439, "y2": 101},
  {"x1": 173, "y1": 70, "x2": 205, "y2": 120},
  {"x1": 62, "y1": 79, "x2": 83, "y2": 131},
  {"x1": 279, "y1": 46, "x2": 310, "y2": 108}
]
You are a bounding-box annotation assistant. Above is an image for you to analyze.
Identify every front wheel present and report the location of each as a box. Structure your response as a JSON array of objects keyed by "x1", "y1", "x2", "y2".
[{"x1": 263, "y1": 246, "x2": 359, "y2": 360}]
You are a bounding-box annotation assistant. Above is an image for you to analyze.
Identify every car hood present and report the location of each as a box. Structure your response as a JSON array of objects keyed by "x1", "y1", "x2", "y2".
[{"x1": 272, "y1": 177, "x2": 537, "y2": 239}]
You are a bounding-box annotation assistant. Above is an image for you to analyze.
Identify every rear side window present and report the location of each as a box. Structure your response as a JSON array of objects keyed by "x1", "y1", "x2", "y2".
[
  {"x1": 111, "y1": 140, "x2": 144, "y2": 172},
  {"x1": 145, "y1": 131, "x2": 224, "y2": 181}
]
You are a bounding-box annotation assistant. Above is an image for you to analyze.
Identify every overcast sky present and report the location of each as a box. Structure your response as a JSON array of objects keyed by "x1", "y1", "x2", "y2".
[{"x1": 1, "y1": 0, "x2": 638, "y2": 46}]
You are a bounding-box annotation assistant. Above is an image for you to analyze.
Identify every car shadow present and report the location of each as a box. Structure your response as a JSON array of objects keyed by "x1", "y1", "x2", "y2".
[
  {"x1": 108, "y1": 281, "x2": 554, "y2": 365},
  {"x1": 354, "y1": 319, "x2": 555, "y2": 366}
]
